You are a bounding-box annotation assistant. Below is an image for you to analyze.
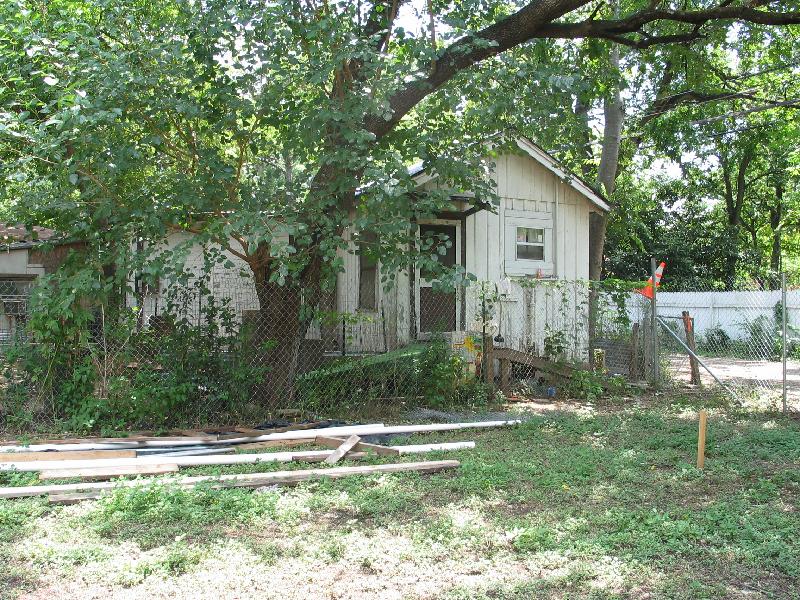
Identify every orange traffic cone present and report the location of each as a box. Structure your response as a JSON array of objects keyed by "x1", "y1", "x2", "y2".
[{"x1": 637, "y1": 262, "x2": 665, "y2": 299}]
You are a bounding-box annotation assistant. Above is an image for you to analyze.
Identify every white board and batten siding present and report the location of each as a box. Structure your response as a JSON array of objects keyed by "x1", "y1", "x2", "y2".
[{"x1": 460, "y1": 152, "x2": 599, "y2": 360}]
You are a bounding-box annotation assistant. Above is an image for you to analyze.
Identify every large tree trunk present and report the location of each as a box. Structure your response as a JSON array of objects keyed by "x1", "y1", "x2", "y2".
[
  {"x1": 769, "y1": 181, "x2": 784, "y2": 289},
  {"x1": 588, "y1": 44, "x2": 623, "y2": 338},
  {"x1": 247, "y1": 252, "x2": 323, "y2": 408}
]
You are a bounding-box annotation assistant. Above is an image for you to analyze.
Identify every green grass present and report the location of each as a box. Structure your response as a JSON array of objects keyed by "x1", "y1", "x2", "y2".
[{"x1": 0, "y1": 394, "x2": 798, "y2": 598}]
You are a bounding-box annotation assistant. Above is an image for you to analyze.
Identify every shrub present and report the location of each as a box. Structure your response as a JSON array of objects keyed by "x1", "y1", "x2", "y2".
[
  {"x1": 295, "y1": 339, "x2": 490, "y2": 411},
  {"x1": 564, "y1": 370, "x2": 627, "y2": 401},
  {"x1": 1, "y1": 293, "x2": 266, "y2": 431},
  {"x1": 700, "y1": 327, "x2": 731, "y2": 353}
]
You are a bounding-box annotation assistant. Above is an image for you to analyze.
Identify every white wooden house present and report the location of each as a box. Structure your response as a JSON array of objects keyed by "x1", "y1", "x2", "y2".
[
  {"x1": 140, "y1": 137, "x2": 608, "y2": 361},
  {"x1": 0, "y1": 138, "x2": 607, "y2": 363}
]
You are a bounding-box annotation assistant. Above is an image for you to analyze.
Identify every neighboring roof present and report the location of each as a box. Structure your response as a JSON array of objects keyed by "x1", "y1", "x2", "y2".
[
  {"x1": 0, "y1": 225, "x2": 59, "y2": 249},
  {"x1": 408, "y1": 136, "x2": 610, "y2": 212}
]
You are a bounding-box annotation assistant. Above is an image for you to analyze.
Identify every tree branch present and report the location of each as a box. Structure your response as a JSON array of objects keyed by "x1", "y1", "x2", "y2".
[
  {"x1": 367, "y1": 2, "x2": 800, "y2": 139},
  {"x1": 536, "y1": 6, "x2": 800, "y2": 46}
]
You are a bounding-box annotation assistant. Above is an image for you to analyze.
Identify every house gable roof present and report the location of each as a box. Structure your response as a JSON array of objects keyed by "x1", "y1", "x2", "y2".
[
  {"x1": 0, "y1": 224, "x2": 59, "y2": 249},
  {"x1": 409, "y1": 136, "x2": 610, "y2": 213},
  {"x1": 513, "y1": 137, "x2": 610, "y2": 212}
]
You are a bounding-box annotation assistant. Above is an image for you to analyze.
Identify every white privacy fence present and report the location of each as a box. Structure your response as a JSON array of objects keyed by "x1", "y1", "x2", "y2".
[
  {"x1": 618, "y1": 282, "x2": 800, "y2": 411},
  {"x1": 640, "y1": 290, "x2": 800, "y2": 340}
]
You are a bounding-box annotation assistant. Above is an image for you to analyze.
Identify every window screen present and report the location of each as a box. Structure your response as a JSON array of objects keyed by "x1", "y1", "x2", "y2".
[{"x1": 516, "y1": 227, "x2": 545, "y2": 261}]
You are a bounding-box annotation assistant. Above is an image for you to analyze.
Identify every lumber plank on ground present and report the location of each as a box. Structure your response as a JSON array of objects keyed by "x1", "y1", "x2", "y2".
[
  {"x1": 0, "y1": 449, "x2": 137, "y2": 463},
  {"x1": 394, "y1": 442, "x2": 475, "y2": 454},
  {"x1": 39, "y1": 464, "x2": 179, "y2": 481},
  {"x1": 324, "y1": 435, "x2": 361, "y2": 464},
  {"x1": 0, "y1": 441, "x2": 473, "y2": 473},
  {"x1": 0, "y1": 423, "x2": 387, "y2": 453},
  {"x1": 0, "y1": 450, "x2": 341, "y2": 473},
  {"x1": 203, "y1": 420, "x2": 517, "y2": 447},
  {"x1": 315, "y1": 435, "x2": 400, "y2": 456},
  {"x1": 34, "y1": 460, "x2": 461, "y2": 503},
  {"x1": 139, "y1": 447, "x2": 236, "y2": 458},
  {"x1": 0, "y1": 419, "x2": 516, "y2": 454},
  {"x1": 236, "y1": 439, "x2": 310, "y2": 451},
  {"x1": 48, "y1": 492, "x2": 104, "y2": 505},
  {"x1": 216, "y1": 421, "x2": 324, "y2": 441}
]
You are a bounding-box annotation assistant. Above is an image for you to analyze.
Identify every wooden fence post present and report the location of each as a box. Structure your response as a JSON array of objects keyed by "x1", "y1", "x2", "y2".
[
  {"x1": 697, "y1": 410, "x2": 707, "y2": 469},
  {"x1": 630, "y1": 322, "x2": 640, "y2": 380},
  {"x1": 499, "y1": 357, "x2": 511, "y2": 394},
  {"x1": 484, "y1": 336, "x2": 495, "y2": 387},
  {"x1": 682, "y1": 311, "x2": 701, "y2": 385}
]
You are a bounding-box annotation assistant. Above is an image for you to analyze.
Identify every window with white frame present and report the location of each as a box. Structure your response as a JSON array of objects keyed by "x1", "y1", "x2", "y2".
[
  {"x1": 504, "y1": 215, "x2": 553, "y2": 275},
  {"x1": 515, "y1": 227, "x2": 545, "y2": 261}
]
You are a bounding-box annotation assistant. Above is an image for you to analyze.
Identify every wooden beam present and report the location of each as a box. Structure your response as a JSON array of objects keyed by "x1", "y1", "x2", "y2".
[
  {"x1": 1, "y1": 450, "x2": 350, "y2": 473},
  {"x1": 315, "y1": 436, "x2": 400, "y2": 456},
  {"x1": 0, "y1": 449, "x2": 137, "y2": 463},
  {"x1": 236, "y1": 439, "x2": 310, "y2": 451},
  {"x1": 216, "y1": 421, "x2": 322, "y2": 441},
  {"x1": 1, "y1": 460, "x2": 462, "y2": 501},
  {"x1": 492, "y1": 347, "x2": 577, "y2": 378},
  {"x1": 48, "y1": 491, "x2": 104, "y2": 505},
  {"x1": 150, "y1": 447, "x2": 235, "y2": 458},
  {"x1": 1, "y1": 438, "x2": 475, "y2": 473},
  {"x1": 484, "y1": 336, "x2": 495, "y2": 385},
  {"x1": 0, "y1": 420, "x2": 517, "y2": 454},
  {"x1": 323, "y1": 435, "x2": 361, "y2": 464},
  {"x1": 499, "y1": 357, "x2": 511, "y2": 394},
  {"x1": 682, "y1": 311, "x2": 701, "y2": 385},
  {"x1": 39, "y1": 464, "x2": 179, "y2": 481},
  {"x1": 0, "y1": 423, "x2": 386, "y2": 453}
]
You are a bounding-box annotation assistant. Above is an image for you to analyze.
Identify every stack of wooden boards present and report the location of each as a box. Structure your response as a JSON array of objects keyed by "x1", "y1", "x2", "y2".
[{"x1": 0, "y1": 419, "x2": 520, "y2": 504}]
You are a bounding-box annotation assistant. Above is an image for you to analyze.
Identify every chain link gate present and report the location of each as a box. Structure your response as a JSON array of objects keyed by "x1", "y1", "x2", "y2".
[{"x1": 644, "y1": 272, "x2": 796, "y2": 411}]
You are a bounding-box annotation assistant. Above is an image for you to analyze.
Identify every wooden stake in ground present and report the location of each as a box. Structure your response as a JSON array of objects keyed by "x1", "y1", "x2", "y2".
[
  {"x1": 324, "y1": 435, "x2": 361, "y2": 464},
  {"x1": 697, "y1": 410, "x2": 707, "y2": 469}
]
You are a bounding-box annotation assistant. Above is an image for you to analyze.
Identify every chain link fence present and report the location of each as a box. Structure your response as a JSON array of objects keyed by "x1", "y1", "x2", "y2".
[
  {"x1": 617, "y1": 276, "x2": 798, "y2": 411},
  {"x1": 1, "y1": 273, "x2": 797, "y2": 433},
  {"x1": 652, "y1": 280, "x2": 797, "y2": 408},
  {"x1": 0, "y1": 276, "x2": 596, "y2": 432}
]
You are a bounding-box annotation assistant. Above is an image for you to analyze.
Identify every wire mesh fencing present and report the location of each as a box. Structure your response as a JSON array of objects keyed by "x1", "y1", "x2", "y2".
[
  {"x1": 1, "y1": 273, "x2": 797, "y2": 433},
  {"x1": 648, "y1": 280, "x2": 798, "y2": 409},
  {"x1": 0, "y1": 276, "x2": 598, "y2": 432}
]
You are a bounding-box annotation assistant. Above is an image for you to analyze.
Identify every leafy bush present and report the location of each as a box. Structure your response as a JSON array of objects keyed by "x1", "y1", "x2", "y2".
[
  {"x1": 543, "y1": 327, "x2": 567, "y2": 361},
  {"x1": 295, "y1": 340, "x2": 490, "y2": 411},
  {"x1": 701, "y1": 326, "x2": 731, "y2": 352},
  {"x1": 564, "y1": 370, "x2": 627, "y2": 401},
  {"x1": 1, "y1": 292, "x2": 266, "y2": 431}
]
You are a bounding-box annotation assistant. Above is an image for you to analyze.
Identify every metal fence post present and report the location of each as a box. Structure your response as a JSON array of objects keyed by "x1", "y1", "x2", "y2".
[
  {"x1": 651, "y1": 257, "x2": 659, "y2": 385},
  {"x1": 782, "y1": 272, "x2": 788, "y2": 414}
]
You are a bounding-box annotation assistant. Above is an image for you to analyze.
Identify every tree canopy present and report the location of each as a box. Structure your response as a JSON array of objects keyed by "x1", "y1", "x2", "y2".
[{"x1": 1, "y1": 0, "x2": 799, "y2": 295}]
